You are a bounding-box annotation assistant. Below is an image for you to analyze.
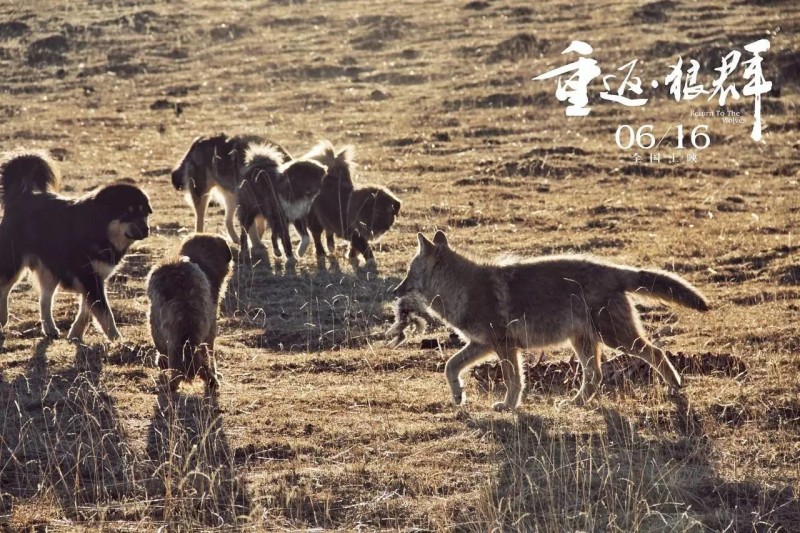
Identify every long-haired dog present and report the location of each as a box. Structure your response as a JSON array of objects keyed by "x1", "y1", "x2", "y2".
[
  {"x1": 147, "y1": 234, "x2": 233, "y2": 394},
  {"x1": 303, "y1": 141, "x2": 401, "y2": 267},
  {"x1": 237, "y1": 144, "x2": 326, "y2": 263},
  {"x1": 394, "y1": 231, "x2": 710, "y2": 410},
  {"x1": 0, "y1": 152, "x2": 152, "y2": 341},
  {"x1": 171, "y1": 133, "x2": 270, "y2": 243}
]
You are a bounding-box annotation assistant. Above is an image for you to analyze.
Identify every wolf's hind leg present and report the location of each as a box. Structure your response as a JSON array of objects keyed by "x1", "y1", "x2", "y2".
[
  {"x1": 596, "y1": 295, "x2": 681, "y2": 390},
  {"x1": 620, "y1": 336, "x2": 681, "y2": 390},
  {"x1": 444, "y1": 342, "x2": 493, "y2": 406},
  {"x1": 570, "y1": 333, "x2": 603, "y2": 406},
  {"x1": 494, "y1": 347, "x2": 525, "y2": 411}
]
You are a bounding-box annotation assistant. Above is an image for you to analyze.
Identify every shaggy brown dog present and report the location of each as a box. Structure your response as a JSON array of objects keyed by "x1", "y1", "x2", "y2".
[
  {"x1": 147, "y1": 234, "x2": 233, "y2": 394},
  {"x1": 0, "y1": 151, "x2": 151, "y2": 341},
  {"x1": 302, "y1": 141, "x2": 401, "y2": 266},
  {"x1": 237, "y1": 144, "x2": 326, "y2": 263}
]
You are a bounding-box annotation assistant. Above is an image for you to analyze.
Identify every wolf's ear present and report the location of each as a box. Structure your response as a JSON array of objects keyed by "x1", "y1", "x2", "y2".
[
  {"x1": 433, "y1": 230, "x2": 448, "y2": 248},
  {"x1": 417, "y1": 233, "x2": 434, "y2": 255}
]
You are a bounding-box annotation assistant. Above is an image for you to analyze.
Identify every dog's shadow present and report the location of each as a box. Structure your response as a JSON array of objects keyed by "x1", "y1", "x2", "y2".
[
  {"x1": 143, "y1": 391, "x2": 250, "y2": 526},
  {"x1": 468, "y1": 393, "x2": 800, "y2": 530},
  {"x1": 0, "y1": 339, "x2": 136, "y2": 520},
  {"x1": 225, "y1": 243, "x2": 402, "y2": 353}
]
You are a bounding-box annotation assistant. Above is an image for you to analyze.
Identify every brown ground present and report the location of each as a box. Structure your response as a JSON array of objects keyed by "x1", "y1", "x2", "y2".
[{"x1": 1, "y1": 0, "x2": 799, "y2": 530}]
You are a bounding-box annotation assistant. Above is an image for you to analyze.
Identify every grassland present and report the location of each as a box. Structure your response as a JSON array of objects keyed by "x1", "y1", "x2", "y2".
[{"x1": 0, "y1": 0, "x2": 799, "y2": 530}]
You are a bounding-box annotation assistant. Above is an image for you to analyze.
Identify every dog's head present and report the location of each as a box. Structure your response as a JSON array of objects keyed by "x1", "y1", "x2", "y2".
[
  {"x1": 394, "y1": 231, "x2": 448, "y2": 297},
  {"x1": 179, "y1": 234, "x2": 233, "y2": 291},
  {"x1": 283, "y1": 159, "x2": 326, "y2": 203},
  {"x1": 95, "y1": 183, "x2": 153, "y2": 250},
  {"x1": 352, "y1": 186, "x2": 401, "y2": 239},
  {"x1": 171, "y1": 134, "x2": 229, "y2": 191}
]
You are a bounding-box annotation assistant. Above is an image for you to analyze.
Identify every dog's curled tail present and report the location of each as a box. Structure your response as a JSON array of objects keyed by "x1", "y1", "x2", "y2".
[
  {"x1": 632, "y1": 268, "x2": 710, "y2": 312},
  {"x1": 244, "y1": 143, "x2": 285, "y2": 170},
  {"x1": 0, "y1": 151, "x2": 61, "y2": 203},
  {"x1": 304, "y1": 140, "x2": 354, "y2": 175}
]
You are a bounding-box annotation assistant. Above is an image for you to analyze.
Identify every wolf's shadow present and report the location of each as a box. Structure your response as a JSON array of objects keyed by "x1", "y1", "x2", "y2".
[
  {"x1": 471, "y1": 393, "x2": 800, "y2": 531},
  {"x1": 144, "y1": 392, "x2": 250, "y2": 527},
  {"x1": 0, "y1": 340, "x2": 136, "y2": 522}
]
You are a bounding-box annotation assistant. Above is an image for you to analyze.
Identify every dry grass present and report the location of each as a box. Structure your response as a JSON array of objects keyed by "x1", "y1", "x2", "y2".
[{"x1": 1, "y1": 0, "x2": 799, "y2": 530}]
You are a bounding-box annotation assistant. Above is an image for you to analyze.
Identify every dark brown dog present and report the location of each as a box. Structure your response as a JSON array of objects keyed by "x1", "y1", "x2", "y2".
[
  {"x1": 237, "y1": 144, "x2": 326, "y2": 263},
  {"x1": 147, "y1": 234, "x2": 233, "y2": 394},
  {"x1": 302, "y1": 141, "x2": 401, "y2": 266},
  {"x1": 0, "y1": 151, "x2": 151, "y2": 341}
]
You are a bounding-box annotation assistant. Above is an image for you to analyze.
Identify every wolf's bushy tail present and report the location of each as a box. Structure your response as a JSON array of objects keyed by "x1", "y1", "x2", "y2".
[
  {"x1": 631, "y1": 268, "x2": 710, "y2": 311},
  {"x1": 0, "y1": 151, "x2": 61, "y2": 204}
]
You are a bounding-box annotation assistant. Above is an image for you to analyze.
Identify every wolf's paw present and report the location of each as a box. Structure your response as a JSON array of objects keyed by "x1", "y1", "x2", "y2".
[
  {"x1": 386, "y1": 334, "x2": 405, "y2": 348},
  {"x1": 106, "y1": 329, "x2": 122, "y2": 342},
  {"x1": 571, "y1": 393, "x2": 591, "y2": 407},
  {"x1": 449, "y1": 381, "x2": 465, "y2": 405}
]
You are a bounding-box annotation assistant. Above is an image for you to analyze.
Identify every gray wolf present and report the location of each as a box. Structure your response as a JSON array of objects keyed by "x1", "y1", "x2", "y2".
[
  {"x1": 394, "y1": 231, "x2": 710, "y2": 410},
  {"x1": 171, "y1": 133, "x2": 266, "y2": 243},
  {"x1": 237, "y1": 144, "x2": 326, "y2": 263},
  {"x1": 303, "y1": 141, "x2": 401, "y2": 266},
  {"x1": 147, "y1": 234, "x2": 233, "y2": 394},
  {"x1": 0, "y1": 151, "x2": 152, "y2": 341}
]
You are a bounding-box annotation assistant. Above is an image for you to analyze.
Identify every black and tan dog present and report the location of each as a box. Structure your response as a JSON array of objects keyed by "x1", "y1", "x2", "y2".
[
  {"x1": 0, "y1": 151, "x2": 152, "y2": 341},
  {"x1": 237, "y1": 144, "x2": 327, "y2": 263},
  {"x1": 171, "y1": 133, "x2": 289, "y2": 243},
  {"x1": 302, "y1": 141, "x2": 402, "y2": 267},
  {"x1": 147, "y1": 234, "x2": 233, "y2": 394}
]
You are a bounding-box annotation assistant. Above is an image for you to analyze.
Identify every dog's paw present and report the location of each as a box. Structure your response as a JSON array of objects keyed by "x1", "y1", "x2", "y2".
[
  {"x1": 297, "y1": 236, "x2": 310, "y2": 257},
  {"x1": 272, "y1": 245, "x2": 282, "y2": 258},
  {"x1": 42, "y1": 325, "x2": 61, "y2": 339},
  {"x1": 106, "y1": 329, "x2": 122, "y2": 342}
]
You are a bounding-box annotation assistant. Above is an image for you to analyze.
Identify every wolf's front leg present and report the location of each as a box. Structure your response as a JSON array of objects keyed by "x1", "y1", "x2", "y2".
[
  {"x1": 494, "y1": 347, "x2": 525, "y2": 411},
  {"x1": 444, "y1": 342, "x2": 492, "y2": 406}
]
